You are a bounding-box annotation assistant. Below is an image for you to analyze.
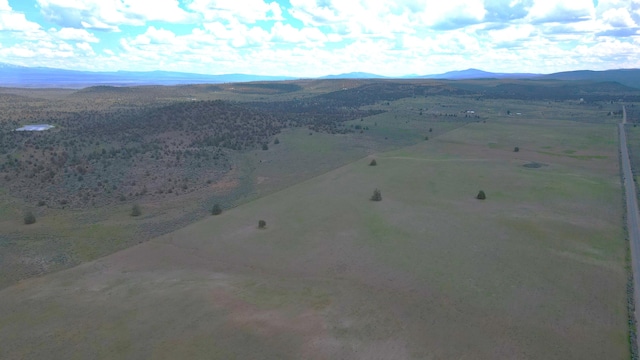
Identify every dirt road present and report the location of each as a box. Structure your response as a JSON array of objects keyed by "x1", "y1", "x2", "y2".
[{"x1": 618, "y1": 105, "x2": 640, "y2": 351}]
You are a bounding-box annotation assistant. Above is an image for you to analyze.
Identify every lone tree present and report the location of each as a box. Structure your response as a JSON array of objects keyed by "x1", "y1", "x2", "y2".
[
  {"x1": 211, "y1": 203, "x2": 222, "y2": 215},
  {"x1": 371, "y1": 188, "x2": 382, "y2": 201},
  {"x1": 131, "y1": 204, "x2": 142, "y2": 217},
  {"x1": 23, "y1": 210, "x2": 36, "y2": 225},
  {"x1": 258, "y1": 220, "x2": 267, "y2": 229},
  {"x1": 514, "y1": 146, "x2": 520, "y2": 152},
  {"x1": 369, "y1": 159, "x2": 377, "y2": 166},
  {"x1": 476, "y1": 190, "x2": 486, "y2": 200}
]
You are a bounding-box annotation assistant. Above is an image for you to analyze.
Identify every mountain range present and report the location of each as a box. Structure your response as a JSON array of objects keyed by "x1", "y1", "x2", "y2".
[
  {"x1": 0, "y1": 63, "x2": 296, "y2": 87},
  {"x1": 0, "y1": 62, "x2": 639, "y2": 89}
]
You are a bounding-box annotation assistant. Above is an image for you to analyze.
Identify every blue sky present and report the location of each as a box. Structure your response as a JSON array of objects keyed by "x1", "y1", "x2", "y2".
[{"x1": 0, "y1": 0, "x2": 639, "y2": 76}]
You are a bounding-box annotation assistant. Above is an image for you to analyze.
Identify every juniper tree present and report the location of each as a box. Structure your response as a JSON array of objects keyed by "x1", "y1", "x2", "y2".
[
  {"x1": 23, "y1": 210, "x2": 36, "y2": 225},
  {"x1": 131, "y1": 204, "x2": 142, "y2": 217}
]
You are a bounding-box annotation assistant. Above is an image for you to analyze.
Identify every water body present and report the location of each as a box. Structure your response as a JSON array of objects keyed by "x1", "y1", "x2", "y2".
[{"x1": 15, "y1": 124, "x2": 54, "y2": 131}]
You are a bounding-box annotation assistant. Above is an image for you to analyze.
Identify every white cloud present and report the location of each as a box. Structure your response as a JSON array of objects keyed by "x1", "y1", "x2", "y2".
[
  {"x1": 36, "y1": 0, "x2": 192, "y2": 31},
  {"x1": 187, "y1": 0, "x2": 282, "y2": 23},
  {"x1": 602, "y1": 8, "x2": 637, "y2": 27},
  {"x1": 418, "y1": 0, "x2": 487, "y2": 29},
  {"x1": 76, "y1": 42, "x2": 93, "y2": 53},
  {"x1": 0, "y1": 2, "x2": 41, "y2": 32},
  {"x1": 270, "y1": 22, "x2": 335, "y2": 46},
  {"x1": 202, "y1": 22, "x2": 235, "y2": 40},
  {"x1": 131, "y1": 26, "x2": 177, "y2": 45},
  {"x1": 487, "y1": 24, "x2": 536, "y2": 46},
  {"x1": 429, "y1": 30, "x2": 482, "y2": 54},
  {"x1": 287, "y1": 0, "x2": 488, "y2": 41},
  {"x1": 6, "y1": 46, "x2": 36, "y2": 58},
  {"x1": 124, "y1": 0, "x2": 194, "y2": 23},
  {"x1": 527, "y1": 0, "x2": 595, "y2": 23},
  {"x1": 199, "y1": 21, "x2": 271, "y2": 48},
  {"x1": 268, "y1": 2, "x2": 283, "y2": 20},
  {"x1": 50, "y1": 27, "x2": 99, "y2": 42},
  {"x1": 0, "y1": 38, "x2": 92, "y2": 63},
  {"x1": 288, "y1": 0, "x2": 406, "y2": 37},
  {"x1": 235, "y1": 25, "x2": 270, "y2": 47},
  {"x1": 1, "y1": 0, "x2": 639, "y2": 76}
]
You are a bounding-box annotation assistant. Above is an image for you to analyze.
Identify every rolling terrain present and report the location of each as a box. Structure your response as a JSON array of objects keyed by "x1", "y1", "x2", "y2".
[
  {"x1": 0, "y1": 79, "x2": 637, "y2": 358},
  {"x1": 2, "y1": 62, "x2": 639, "y2": 88}
]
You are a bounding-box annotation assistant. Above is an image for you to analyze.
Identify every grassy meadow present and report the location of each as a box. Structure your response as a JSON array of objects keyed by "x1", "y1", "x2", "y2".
[{"x1": 0, "y1": 97, "x2": 629, "y2": 359}]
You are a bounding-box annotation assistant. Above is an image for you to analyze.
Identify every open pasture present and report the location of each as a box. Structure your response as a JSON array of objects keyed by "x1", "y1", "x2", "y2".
[{"x1": 0, "y1": 100, "x2": 628, "y2": 359}]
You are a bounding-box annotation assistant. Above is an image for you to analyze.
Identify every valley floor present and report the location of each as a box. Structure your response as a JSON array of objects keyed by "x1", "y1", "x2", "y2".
[{"x1": 0, "y1": 113, "x2": 629, "y2": 359}]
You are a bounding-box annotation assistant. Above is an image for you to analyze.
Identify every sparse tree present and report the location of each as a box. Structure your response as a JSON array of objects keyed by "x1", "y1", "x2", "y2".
[
  {"x1": 370, "y1": 188, "x2": 382, "y2": 201},
  {"x1": 23, "y1": 210, "x2": 36, "y2": 225},
  {"x1": 211, "y1": 203, "x2": 222, "y2": 215},
  {"x1": 369, "y1": 159, "x2": 377, "y2": 166},
  {"x1": 258, "y1": 220, "x2": 266, "y2": 229},
  {"x1": 476, "y1": 190, "x2": 486, "y2": 200},
  {"x1": 131, "y1": 204, "x2": 141, "y2": 217}
]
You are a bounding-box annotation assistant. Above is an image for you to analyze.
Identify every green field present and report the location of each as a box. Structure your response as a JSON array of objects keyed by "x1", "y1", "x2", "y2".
[{"x1": 0, "y1": 99, "x2": 628, "y2": 359}]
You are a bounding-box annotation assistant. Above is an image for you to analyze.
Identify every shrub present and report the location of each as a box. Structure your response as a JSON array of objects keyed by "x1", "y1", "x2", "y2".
[
  {"x1": 514, "y1": 146, "x2": 520, "y2": 152},
  {"x1": 23, "y1": 210, "x2": 36, "y2": 225},
  {"x1": 370, "y1": 188, "x2": 382, "y2": 201},
  {"x1": 258, "y1": 220, "x2": 266, "y2": 229},
  {"x1": 262, "y1": 143, "x2": 268, "y2": 150},
  {"x1": 369, "y1": 159, "x2": 377, "y2": 166},
  {"x1": 273, "y1": 137, "x2": 280, "y2": 144},
  {"x1": 211, "y1": 203, "x2": 222, "y2": 215},
  {"x1": 131, "y1": 204, "x2": 141, "y2": 217},
  {"x1": 476, "y1": 190, "x2": 486, "y2": 200}
]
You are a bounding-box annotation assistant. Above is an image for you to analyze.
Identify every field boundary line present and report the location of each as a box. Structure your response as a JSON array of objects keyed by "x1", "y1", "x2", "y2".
[{"x1": 619, "y1": 105, "x2": 640, "y2": 358}]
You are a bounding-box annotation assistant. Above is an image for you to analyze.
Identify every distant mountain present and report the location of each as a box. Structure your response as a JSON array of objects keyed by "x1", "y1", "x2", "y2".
[
  {"x1": 541, "y1": 69, "x2": 640, "y2": 89},
  {"x1": 1, "y1": 62, "x2": 639, "y2": 89},
  {"x1": 413, "y1": 68, "x2": 640, "y2": 88},
  {"x1": 0, "y1": 62, "x2": 24, "y2": 69},
  {"x1": 0, "y1": 62, "x2": 296, "y2": 88},
  {"x1": 415, "y1": 68, "x2": 540, "y2": 80},
  {"x1": 320, "y1": 72, "x2": 387, "y2": 79}
]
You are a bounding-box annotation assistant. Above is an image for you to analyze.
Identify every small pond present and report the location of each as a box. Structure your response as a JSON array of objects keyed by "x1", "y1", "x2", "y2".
[{"x1": 15, "y1": 124, "x2": 55, "y2": 131}]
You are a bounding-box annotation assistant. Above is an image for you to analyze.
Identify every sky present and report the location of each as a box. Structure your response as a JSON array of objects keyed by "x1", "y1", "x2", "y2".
[{"x1": 0, "y1": 0, "x2": 639, "y2": 77}]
